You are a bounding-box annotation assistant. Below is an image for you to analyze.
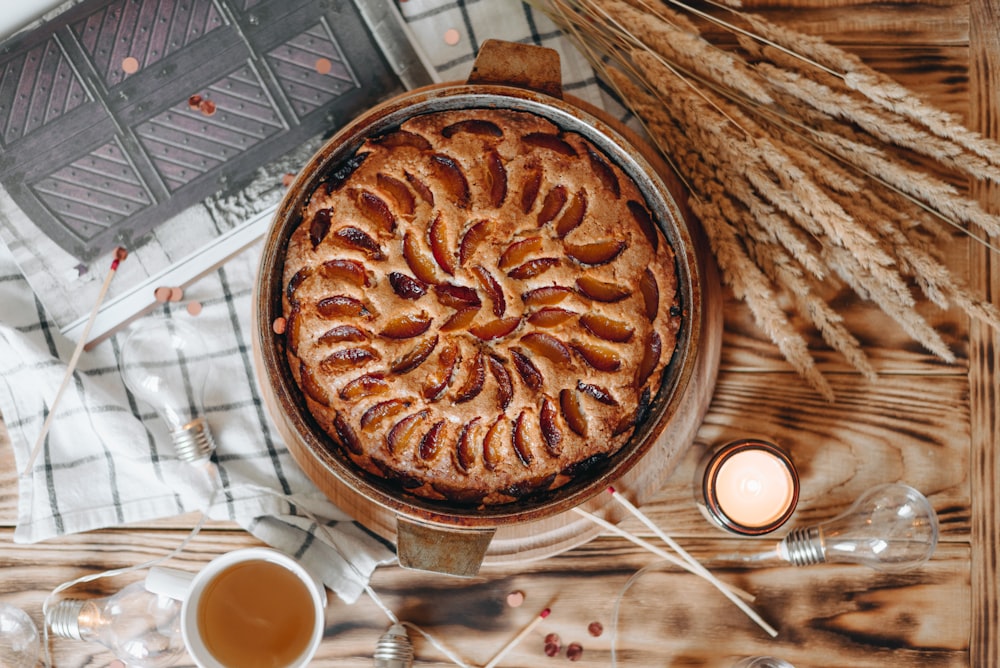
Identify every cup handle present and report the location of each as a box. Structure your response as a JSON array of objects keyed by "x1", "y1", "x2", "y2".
[{"x1": 144, "y1": 566, "x2": 196, "y2": 602}]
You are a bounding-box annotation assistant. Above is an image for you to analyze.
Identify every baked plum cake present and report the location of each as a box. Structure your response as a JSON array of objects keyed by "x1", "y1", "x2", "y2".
[{"x1": 282, "y1": 107, "x2": 682, "y2": 505}]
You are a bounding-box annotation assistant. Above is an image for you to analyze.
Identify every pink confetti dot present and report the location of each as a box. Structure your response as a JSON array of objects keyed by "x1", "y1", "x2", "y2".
[
  {"x1": 169, "y1": 287, "x2": 184, "y2": 302},
  {"x1": 272, "y1": 317, "x2": 287, "y2": 335},
  {"x1": 506, "y1": 590, "x2": 525, "y2": 607},
  {"x1": 443, "y1": 28, "x2": 461, "y2": 46},
  {"x1": 121, "y1": 56, "x2": 139, "y2": 73},
  {"x1": 154, "y1": 286, "x2": 171, "y2": 302},
  {"x1": 315, "y1": 57, "x2": 332, "y2": 75},
  {"x1": 186, "y1": 301, "x2": 203, "y2": 316}
]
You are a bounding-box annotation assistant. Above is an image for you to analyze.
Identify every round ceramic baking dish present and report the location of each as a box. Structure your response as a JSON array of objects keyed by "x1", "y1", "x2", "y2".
[{"x1": 253, "y1": 40, "x2": 721, "y2": 576}]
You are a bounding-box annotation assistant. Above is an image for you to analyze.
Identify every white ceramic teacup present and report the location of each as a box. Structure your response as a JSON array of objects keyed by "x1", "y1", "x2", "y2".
[{"x1": 145, "y1": 547, "x2": 327, "y2": 668}]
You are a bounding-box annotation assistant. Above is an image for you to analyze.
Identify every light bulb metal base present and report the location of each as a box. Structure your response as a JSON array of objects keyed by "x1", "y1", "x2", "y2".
[
  {"x1": 373, "y1": 622, "x2": 414, "y2": 668},
  {"x1": 46, "y1": 599, "x2": 87, "y2": 640},
  {"x1": 172, "y1": 417, "x2": 215, "y2": 463},
  {"x1": 779, "y1": 526, "x2": 824, "y2": 567}
]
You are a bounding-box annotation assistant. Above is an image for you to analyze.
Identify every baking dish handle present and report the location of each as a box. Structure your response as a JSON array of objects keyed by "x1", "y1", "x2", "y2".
[
  {"x1": 396, "y1": 516, "x2": 496, "y2": 577},
  {"x1": 467, "y1": 38, "x2": 564, "y2": 100}
]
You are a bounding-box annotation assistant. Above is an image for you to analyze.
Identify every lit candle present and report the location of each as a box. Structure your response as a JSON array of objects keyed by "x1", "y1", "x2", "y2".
[{"x1": 697, "y1": 439, "x2": 799, "y2": 535}]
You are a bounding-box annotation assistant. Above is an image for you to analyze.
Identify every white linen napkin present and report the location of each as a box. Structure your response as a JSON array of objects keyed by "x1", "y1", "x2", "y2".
[{"x1": 0, "y1": 241, "x2": 394, "y2": 603}]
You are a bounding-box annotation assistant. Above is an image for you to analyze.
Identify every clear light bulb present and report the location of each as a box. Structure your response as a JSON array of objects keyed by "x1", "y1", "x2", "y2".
[
  {"x1": 46, "y1": 581, "x2": 184, "y2": 668},
  {"x1": 119, "y1": 317, "x2": 215, "y2": 463},
  {"x1": 0, "y1": 603, "x2": 40, "y2": 668},
  {"x1": 373, "y1": 622, "x2": 414, "y2": 668},
  {"x1": 731, "y1": 657, "x2": 795, "y2": 668},
  {"x1": 778, "y1": 483, "x2": 939, "y2": 572}
]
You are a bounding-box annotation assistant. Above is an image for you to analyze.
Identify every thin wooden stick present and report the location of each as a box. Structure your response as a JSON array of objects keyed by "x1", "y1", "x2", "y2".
[
  {"x1": 571, "y1": 507, "x2": 756, "y2": 602},
  {"x1": 482, "y1": 607, "x2": 551, "y2": 668},
  {"x1": 21, "y1": 248, "x2": 127, "y2": 476},
  {"x1": 607, "y1": 487, "x2": 779, "y2": 637}
]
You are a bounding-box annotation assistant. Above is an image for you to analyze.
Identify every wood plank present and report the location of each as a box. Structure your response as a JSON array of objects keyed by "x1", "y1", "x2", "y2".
[
  {"x1": 966, "y1": 0, "x2": 1000, "y2": 665},
  {"x1": 621, "y1": 371, "x2": 971, "y2": 541},
  {"x1": 0, "y1": 528, "x2": 970, "y2": 667}
]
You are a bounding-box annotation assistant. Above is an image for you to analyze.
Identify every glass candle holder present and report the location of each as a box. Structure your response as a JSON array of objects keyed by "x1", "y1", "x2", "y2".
[{"x1": 696, "y1": 439, "x2": 799, "y2": 536}]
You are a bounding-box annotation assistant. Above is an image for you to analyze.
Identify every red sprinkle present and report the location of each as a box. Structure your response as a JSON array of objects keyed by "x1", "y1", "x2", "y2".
[
  {"x1": 567, "y1": 642, "x2": 583, "y2": 661},
  {"x1": 199, "y1": 98, "x2": 216, "y2": 116},
  {"x1": 188, "y1": 94, "x2": 202, "y2": 109},
  {"x1": 544, "y1": 642, "x2": 560, "y2": 657},
  {"x1": 588, "y1": 621, "x2": 603, "y2": 637}
]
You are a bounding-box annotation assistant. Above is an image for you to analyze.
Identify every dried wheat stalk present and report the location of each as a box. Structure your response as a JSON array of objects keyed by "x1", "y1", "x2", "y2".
[{"x1": 529, "y1": 0, "x2": 1000, "y2": 399}]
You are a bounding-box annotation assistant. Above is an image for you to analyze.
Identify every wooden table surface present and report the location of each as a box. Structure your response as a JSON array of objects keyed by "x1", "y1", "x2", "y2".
[{"x1": 2, "y1": 0, "x2": 998, "y2": 666}]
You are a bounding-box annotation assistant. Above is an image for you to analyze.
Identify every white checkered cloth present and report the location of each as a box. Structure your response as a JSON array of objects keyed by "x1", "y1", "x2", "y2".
[{"x1": 0, "y1": 0, "x2": 632, "y2": 601}]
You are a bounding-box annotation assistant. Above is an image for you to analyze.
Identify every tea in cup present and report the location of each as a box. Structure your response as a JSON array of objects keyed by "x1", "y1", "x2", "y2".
[{"x1": 145, "y1": 547, "x2": 326, "y2": 668}]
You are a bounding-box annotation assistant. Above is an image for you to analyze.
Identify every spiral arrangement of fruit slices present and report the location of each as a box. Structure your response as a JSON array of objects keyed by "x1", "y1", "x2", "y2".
[{"x1": 282, "y1": 108, "x2": 682, "y2": 505}]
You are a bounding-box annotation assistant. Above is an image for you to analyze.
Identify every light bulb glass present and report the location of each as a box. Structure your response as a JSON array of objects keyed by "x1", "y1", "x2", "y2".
[
  {"x1": 47, "y1": 581, "x2": 183, "y2": 668},
  {"x1": 119, "y1": 316, "x2": 215, "y2": 462},
  {"x1": 0, "y1": 603, "x2": 40, "y2": 668},
  {"x1": 731, "y1": 658, "x2": 795, "y2": 668},
  {"x1": 779, "y1": 483, "x2": 939, "y2": 572}
]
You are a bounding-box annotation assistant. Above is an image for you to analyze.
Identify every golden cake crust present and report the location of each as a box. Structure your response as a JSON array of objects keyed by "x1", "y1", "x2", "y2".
[{"x1": 282, "y1": 108, "x2": 681, "y2": 505}]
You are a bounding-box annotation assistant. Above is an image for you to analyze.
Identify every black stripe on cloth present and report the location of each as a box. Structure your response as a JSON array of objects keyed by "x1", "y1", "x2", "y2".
[
  {"x1": 39, "y1": 405, "x2": 65, "y2": 534},
  {"x1": 521, "y1": 2, "x2": 542, "y2": 45},
  {"x1": 400, "y1": 0, "x2": 482, "y2": 22},
  {"x1": 75, "y1": 372, "x2": 125, "y2": 524},
  {"x1": 294, "y1": 523, "x2": 317, "y2": 560},
  {"x1": 217, "y1": 266, "x2": 292, "y2": 495},
  {"x1": 32, "y1": 294, "x2": 64, "y2": 531},
  {"x1": 456, "y1": 0, "x2": 480, "y2": 55}
]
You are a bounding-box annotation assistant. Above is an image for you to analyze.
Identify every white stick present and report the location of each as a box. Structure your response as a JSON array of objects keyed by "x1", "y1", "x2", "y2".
[
  {"x1": 607, "y1": 487, "x2": 779, "y2": 637},
  {"x1": 571, "y1": 507, "x2": 755, "y2": 602},
  {"x1": 482, "y1": 607, "x2": 550, "y2": 668},
  {"x1": 21, "y1": 249, "x2": 127, "y2": 476}
]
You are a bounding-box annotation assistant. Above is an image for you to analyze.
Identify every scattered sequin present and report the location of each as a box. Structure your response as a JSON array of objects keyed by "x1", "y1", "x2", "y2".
[
  {"x1": 588, "y1": 621, "x2": 603, "y2": 637},
  {"x1": 154, "y1": 287, "x2": 171, "y2": 302},
  {"x1": 315, "y1": 57, "x2": 332, "y2": 75},
  {"x1": 544, "y1": 632, "x2": 561, "y2": 657},
  {"x1": 272, "y1": 317, "x2": 287, "y2": 335},
  {"x1": 169, "y1": 287, "x2": 183, "y2": 302},
  {"x1": 506, "y1": 590, "x2": 525, "y2": 607},
  {"x1": 186, "y1": 301, "x2": 203, "y2": 316},
  {"x1": 566, "y1": 642, "x2": 583, "y2": 661},
  {"x1": 121, "y1": 56, "x2": 139, "y2": 73},
  {"x1": 443, "y1": 28, "x2": 461, "y2": 46}
]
